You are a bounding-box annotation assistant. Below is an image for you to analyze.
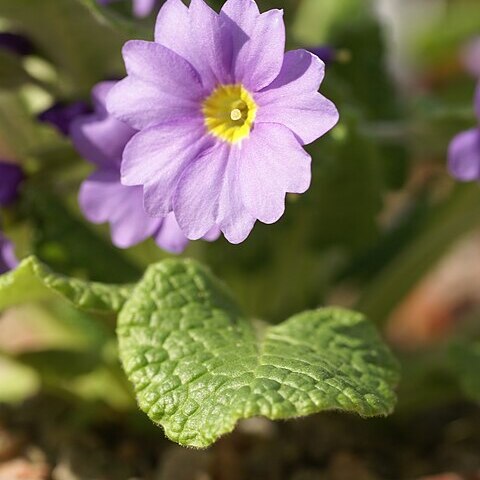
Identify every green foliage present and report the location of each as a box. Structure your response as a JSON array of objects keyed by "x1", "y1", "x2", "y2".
[
  {"x1": 307, "y1": 119, "x2": 382, "y2": 252},
  {"x1": 0, "y1": 89, "x2": 53, "y2": 159},
  {"x1": 0, "y1": 355, "x2": 40, "y2": 403},
  {"x1": 357, "y1": 185, "x2": 480, "y2": 324},
  {"x1": 0, "y1": 256, "x2": 131, "y2": 314},
  {"x1": 450, "y1": 341, "x2": 480, "y2": 403},
  {"x1": 118, "y1": 259, "x2": 399, "y2": 447},
  {"x1": 0, "y1": 0, "x2": 129, "y2": 95},
  {"x1": 1, "y1": 0, "x2": 479, "y2": 451},
  {"x1": 25, "y1": 189, "x2": 141, "y2": 283},
  {"x1": 292, "y1": 0, "x2": 364, "y2": 45},
  {"x1": 0, "y1": 50, "x2": 31, "y2": 90}
]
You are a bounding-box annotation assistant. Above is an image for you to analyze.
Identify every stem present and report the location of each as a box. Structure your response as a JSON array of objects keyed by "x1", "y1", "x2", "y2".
[{"x1": 356, "y1": 184, "x2": 480, "y2": 324}]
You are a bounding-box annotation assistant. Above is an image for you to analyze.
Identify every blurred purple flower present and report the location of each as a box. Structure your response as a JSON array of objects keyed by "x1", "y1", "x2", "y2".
[
  {"x1": 461, "y1": 37, "x2": 480, "y2": 78},
  {"x1": 0, "y1": 32, "x2": 34, "y2": 56},
  {"x1": 0, "y1": 161, "x2": 24, "y2": 206},
  {"x1": 38, "y1": 101, "x2": 91, "y2": 136},
  {"x1": 308, "y1": 46, "x2": 336, "y2": 66},
  {"x1": 98, "y1": 0, "x2": 159, "y2": 18},
  {"x1": 107, "y1": 0, "x2": 339, "y2": 244},
  {"x1": 0, "y1": 233, "x2": 18, "y2": 274},
  {"x1": 448, "y1": 84, "x2": 480, "y2": 181},
  {"x1": 71, "y1": 81, "x2": 219, "y2": 253}
]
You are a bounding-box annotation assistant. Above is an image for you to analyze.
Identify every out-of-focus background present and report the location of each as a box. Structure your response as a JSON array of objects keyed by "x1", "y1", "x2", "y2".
[{"x1": 1, "y1": 0, "x2": 480, "y2": 478}]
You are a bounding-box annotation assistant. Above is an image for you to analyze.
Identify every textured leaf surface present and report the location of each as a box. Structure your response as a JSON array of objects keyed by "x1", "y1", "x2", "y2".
[
  {"x1": 0, "y1": 256, "x2": 131, "y2": 314},
  {"x1": 118, "y1": 259, "x2": 399, "y2": 448}
]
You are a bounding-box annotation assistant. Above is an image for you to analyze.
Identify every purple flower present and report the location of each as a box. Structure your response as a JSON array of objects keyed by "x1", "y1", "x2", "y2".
[
  {"x1": 97, "y1": 0, "x2": 159, "y2": 18},
  {"x1": 0, "y1": 233, "x2": 18, "y2": 274},
  {"x1": 448, "y1": 84, "x2": 480, "y2": 181},
  {"x1": 71, "y1": 81, "x2": 219, "y2": 252},
  {"x1": 308, "y1": 46, "x2": 336, "y2": 66},
  {"x1": 38, "y1": 101, "x2": 91, "y2": 136},
  {"x1": 0, "y1": 32, "x2": 34, "y2": 56},
  {"x1": 106, "y1": 0, "x2": 339, "y2": 244},
  {"x1": 0, "y1": 161, "x2": 24, "y2": 206},
  {"x1": 461, "y1": 37, "x2": 480, "y2": 78}
]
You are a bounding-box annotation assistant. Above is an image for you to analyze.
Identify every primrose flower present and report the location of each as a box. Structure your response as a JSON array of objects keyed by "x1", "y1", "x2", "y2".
[
  {"x1": 71, "y1": 81, "x2": 219, "y2": 252},
  {"x1": 107, "y1": 0, "x2": 339, "y2": 243},
  {"x1": 0, "y1": 161, "x2": 24, "y2": 206},
  {"x1": 39, "y1": 101, "x2": 91, "y2": 136},
  {"x1": 0, "y1": 233, "x2": 17, "y2": 274},
  {"x1": 98, "y1": 0, "x2": 160, "y2": 18},
  {"x1": 0, "y1": 32, "x2": 34, "y2": 56},
  {"x1": 308, "y1": 46, "x2": 336, "y2": 66},
  {"x1": 448, "y1": 84, "x2": 480, "y2": 181}
]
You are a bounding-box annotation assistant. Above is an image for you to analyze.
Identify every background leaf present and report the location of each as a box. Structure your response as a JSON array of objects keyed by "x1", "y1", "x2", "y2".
[
  {"x1": 449, "y1": 341, "x2": 480, "y2": 403},
  {"x1": 0, "y1": 256, "x2": 132, "y2": 314},
  {"x1": 0, "y1": 0, "x2": 129, "y2": 96}
]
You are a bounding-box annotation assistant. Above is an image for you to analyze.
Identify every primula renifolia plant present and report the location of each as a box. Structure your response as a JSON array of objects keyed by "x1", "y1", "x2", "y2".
[
  {"x1": 106, "y1": 0, "x2": 339, "y2": 243},
  {"x1": 0, "y1": 0, "x2": 402, "y2": 449}
]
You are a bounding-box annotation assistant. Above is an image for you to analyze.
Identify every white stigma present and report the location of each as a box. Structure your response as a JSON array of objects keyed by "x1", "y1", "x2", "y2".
[{"x1": 230, "y1": 108, "x2": 242, "y2": 121}]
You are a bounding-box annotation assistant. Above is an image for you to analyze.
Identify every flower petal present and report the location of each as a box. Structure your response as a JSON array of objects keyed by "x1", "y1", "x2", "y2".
[
  {"x1": 240, "y1": 123, "x2": 311, "y2": 224},
  {"x1": 174, "y1": 143, "x2": 229, "y2": 240},
  {"x1": 154, "y1": 0, "x2": 190, "y2": 54},
  {"x1": 476, "y1": 83, "x2": 480, "y2": 120},
  {"x1": 155, "y1": 0, "x2": 232, "y2": 90},
  {"x1": 233, "y1": 8, "x2": 285, "y2": 92},
  {"x1": 107, "y1": 77, "x2": 201, "y2": 132},
  {"x1": 221, "y1": 0, "x2": 260, "y2": 39},
  {"x1": 0, "y1": 234, "x2": 18, "y2": 273},
  {"x1": 188, "y1": 0, "x2": 232, "y2": 88},
  {"x1": 79, "y1": 169, "x2": 161, "y2": 248},
  {"x1": 107, "y1": 40, "x2": 205, "y2": 130},
  {"x1": 154, "y1": 213, "x2": 189, "y2": 254},
  {"x1": 220, "y1": 0, "x2": 260, "y2": 91},
  {"x1": 122, "y1": 120, "x2": 213, "y2": 216},
  {"x1": 71, "y1": 82, "x2": 135, "y2": 167},
  {"x1": 133, "y1": 0, "x2": 157, "y2": 17},
  {"x1": 448, "y1": 128, "x2": 480, "y2": 181},
  {"x1": 203, "y1": 225, "x2": 222, "y2": 241},
  {"x1": 256, "y1": 50, "x2": 339, "y2": 145},
  {"x1": 0, "y1": 161, "x2": 23, "y2": 206},
  {"x1": 216, "y1": 148, "x2": 257, "y2": 243}
]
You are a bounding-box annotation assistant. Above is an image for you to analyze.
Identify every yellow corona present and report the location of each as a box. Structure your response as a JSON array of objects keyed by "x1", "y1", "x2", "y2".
[{"x1": 202, "y1": 84, "x2": 257, "y2": 144}]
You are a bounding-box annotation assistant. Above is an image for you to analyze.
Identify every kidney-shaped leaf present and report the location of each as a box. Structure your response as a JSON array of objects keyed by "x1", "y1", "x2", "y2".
[{"x1": 118, "y1": 259, "x2": 399, "y2": 448}]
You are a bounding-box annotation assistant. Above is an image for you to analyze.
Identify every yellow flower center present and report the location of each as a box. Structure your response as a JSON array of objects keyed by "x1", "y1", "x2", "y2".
[{"x1": 202, "y1": 84, "x2": 257, "y2": 144}]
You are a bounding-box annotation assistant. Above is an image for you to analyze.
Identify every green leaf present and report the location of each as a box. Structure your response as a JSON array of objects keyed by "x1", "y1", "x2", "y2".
[
  {"x1": 307, "y1": 118, "x2": 383, "y2": 252},
  {"x1": 0, "y1": 256, "x2": 131, "y2": 314},
  {"x1": 0, "y1": 354, "x2": 39, "y2": 403},
  {"x1": 25, "y1": 188, "x2": 141, "y2": 283},
  {"x1": 0, "y1": 0, "x2": 129, "y2": 95},
  {"x1": 0, "y1": 89, "x2": 53, "y2": 159},
  {"x1": 450, "y1": 341, "x2": 480, "y2": 403},
  {"x1": 326, "y1": 13, "x2": 409, "y2": 190},
  {"x1": 0, "y1": 50, "x2": 32, "y2": 90},
  {"x1": 291, "y1": 0, "x2": 363, "y2": 45},
  {"x1": 118, "y1": 259, "x2": 399, "y2": 448}
]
